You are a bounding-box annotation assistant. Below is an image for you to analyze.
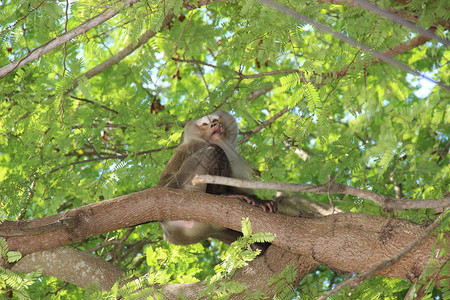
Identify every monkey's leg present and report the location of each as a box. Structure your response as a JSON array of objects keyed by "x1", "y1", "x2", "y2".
[
  {"x1": 211, "y1": 229, "x2": 242, "y2": 244},
  {"x1": 212, "y1": 228, "x2": 270, "y2": 254}
]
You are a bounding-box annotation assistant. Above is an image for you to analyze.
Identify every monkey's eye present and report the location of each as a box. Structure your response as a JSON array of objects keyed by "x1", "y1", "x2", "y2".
[
  {"x1": 201, "y1": 122, "x2": 209, "y2": 126},
  {"x1": 212, "y1": 118, "x2": 219, "y2": 123}
]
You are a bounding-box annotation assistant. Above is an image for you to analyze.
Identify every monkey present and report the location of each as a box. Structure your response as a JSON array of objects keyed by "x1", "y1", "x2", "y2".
[{"x1": 158, "y1": 111, "x2": 277, "y2": 247}]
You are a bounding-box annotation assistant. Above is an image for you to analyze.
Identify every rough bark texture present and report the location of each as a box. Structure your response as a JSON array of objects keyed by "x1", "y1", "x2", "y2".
[
  {"x1": 12, "y1": 247, "x2": 125, "y2": 290},
  {"x1": 10, "y1": 245, "x2": 312, "y2": 297},
  {"x1": 2, "y1": 187, "x2": 447, "y2": 282}
]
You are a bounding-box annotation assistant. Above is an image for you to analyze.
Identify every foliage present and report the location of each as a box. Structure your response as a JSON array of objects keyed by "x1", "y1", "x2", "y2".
[
  {"x1": 268, "y1": 264, "x2": 297, "y2": 300},
  {"x1": 0, "y1": 0, "x2": 448, "y2": 298},
  {"x1": 0, "y1": 237, "x2": 22, "y2": 264},
  {"x1": 200, "y1": 218, "x2": 275, "y2": 298},
  {"x1": 0, "y1": 238, "x2": 38, "y2": 299}
]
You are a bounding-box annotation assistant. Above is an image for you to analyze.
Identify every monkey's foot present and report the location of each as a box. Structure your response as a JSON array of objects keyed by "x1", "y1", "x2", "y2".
[
  {"x1": 251, "y1": 242, "x2": 271, "y2": 254},
  {"x1": 222, "y1": 194, "x2": 278, "y2": 213}
]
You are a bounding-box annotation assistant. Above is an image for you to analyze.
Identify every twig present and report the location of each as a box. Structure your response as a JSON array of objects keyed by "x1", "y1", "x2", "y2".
[
  {"x1": 327, "y1": 175, "x2": 336, "y2": 213},
  {"x1": 214, "y1": 78, "x2": 243, "y2": 110},
  {"x1": 240, "y1": 69, "x2": 300, "y2": 79},
  {"x1": 32, "y1": 145, "x2": 178, "y2": 178},
  {"x1": 195, "y1": 60, "x2": 211, "y2": 95},
  {"x1": 317, "y1": 209, "x2": 449, "y2": 300},
  {"x1": 70, "y1": 96, "x2": 119, "y2": 114},
  {"x1": 192, "y1": 175, "x2": 450, "y2": 211},
  {"x1": 62, "y1": 0, "x2": 70, "y2": 77},
  {"x1": 173, "y1": 57, "x2": 300, "y2": 80},
  {"x1": 239, "y1": 106, "x2": 290, "y2": 144},
  {"x1": 248, "y1": 87, "x2": 274, "y2": 100},
  {"x1": 0, "y1": 0, "x2": 46, "y2": 36},
  {"x1": 172, "y1": 57, "x2": 238, "y2": 75},
  {"x1": 108, "y1": 227, "x2": 135, "y2": 262}
]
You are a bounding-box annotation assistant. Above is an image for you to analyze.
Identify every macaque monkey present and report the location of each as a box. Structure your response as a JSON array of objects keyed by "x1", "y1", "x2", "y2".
[{"x1": 158, "y1": 111, "x2": 277, "y2": 246}]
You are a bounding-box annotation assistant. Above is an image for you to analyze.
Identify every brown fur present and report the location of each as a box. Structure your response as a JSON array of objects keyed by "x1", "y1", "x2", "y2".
[{"x1": 158, "y1": 111, "x2": 276, "y2": 246}]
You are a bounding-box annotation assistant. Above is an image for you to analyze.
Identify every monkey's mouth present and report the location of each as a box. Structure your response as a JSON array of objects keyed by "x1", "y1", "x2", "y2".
[{"x1": 210, "y1": 124, "x2": 226, "y2": 139}]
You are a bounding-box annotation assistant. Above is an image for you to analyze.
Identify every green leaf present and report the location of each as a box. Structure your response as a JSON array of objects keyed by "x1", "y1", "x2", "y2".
[
  {"x1": 7, "y1": 251, "x2": 22, "y2": 263},
  {"x1": 241, "y1": 217, "x2": 252, "y2": 237}
]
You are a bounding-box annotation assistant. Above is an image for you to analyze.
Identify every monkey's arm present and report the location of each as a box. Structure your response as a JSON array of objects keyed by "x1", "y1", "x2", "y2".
[
  {"x1": 158, "y1": 141, "x2": 208, "y2": 187},
  {"x1": 160, "y1": 142, "x2": 231, "y2": 193}
]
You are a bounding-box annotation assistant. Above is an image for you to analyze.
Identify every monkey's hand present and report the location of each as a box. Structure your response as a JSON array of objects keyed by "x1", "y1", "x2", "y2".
[{"x1": 222, "y1": 194, "x2": 278, "y2": 213}]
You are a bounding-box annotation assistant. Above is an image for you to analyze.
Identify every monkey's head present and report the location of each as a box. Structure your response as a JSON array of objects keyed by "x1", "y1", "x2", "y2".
[{"x1": 182, "y1": 111, "x2": 238, "y2": 147}]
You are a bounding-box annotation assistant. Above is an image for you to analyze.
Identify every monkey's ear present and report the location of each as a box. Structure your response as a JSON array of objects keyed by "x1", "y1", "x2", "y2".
[{"x1": 181, "y1": 120, "x2": 195, "y2": 143}]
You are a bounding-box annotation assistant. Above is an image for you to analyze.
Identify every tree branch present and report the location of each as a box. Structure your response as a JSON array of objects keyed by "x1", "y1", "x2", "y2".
[
  {"x1": 11, "y1": 245, "x2": 310, "y2": 298},
  {"x1": 192, "y1": 175, "x2": 450, "y2": 211},
  {"x1": 0, "y1": 0, "x2": 142, "y2": 78},
  {"x1": 170, "y1": 25, "x2": 441, "y2": 106},
  {"x1": 347, "y1": 0, "x2": 448, "y2": 45},
  {"x1": 30, "y1": 145, "x2": 177, "y2": 179},
  {"x1": 256, "y1": 0, "x2": 450, "y2": 91},
  {"x1": 12, "y1": 247, "x2": 125, "y2": 290},
  {"x1": 70, "y1": 96, "x2": 119, "y2": 114},
  {"x1": 172, "y1": 57, "x2": 239, "y2": 75},
  {"x1": 2, "y1": 187, "x2": 448, "y2": 281},
  {"x1": 239, "y1": 106, "x2": 290, "y2": 144},
  {"x1": 69, "y1": 0, "x2": 228, "y2": 94},
  {"x1": 317, "y1": 209, "x2": 449, "y2": 299}
]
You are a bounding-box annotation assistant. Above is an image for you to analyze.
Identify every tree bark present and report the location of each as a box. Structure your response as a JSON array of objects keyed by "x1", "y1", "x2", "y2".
[
  {"x1": 12, "y1": 247, "x2": 125, "y2": 290},
  {"x1": 2, "y1": 187, "x2": 447, "y2": 282},
  {"x1": 11, "y1": 245, "x2": 314, "y2": 298}
]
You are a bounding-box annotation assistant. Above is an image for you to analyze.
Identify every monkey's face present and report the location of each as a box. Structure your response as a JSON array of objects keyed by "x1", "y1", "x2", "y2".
[
  {"x1": 182, "y1": 111, "x2": 238, "y2": 146},
  {"x1": 194, "y1": 114, "x2": 228, "y2": 142}
]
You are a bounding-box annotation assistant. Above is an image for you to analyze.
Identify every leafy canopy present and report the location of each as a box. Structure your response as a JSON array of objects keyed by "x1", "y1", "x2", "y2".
[{"x1": 0, "y1": 0, "x2": 448, "y2": 298}]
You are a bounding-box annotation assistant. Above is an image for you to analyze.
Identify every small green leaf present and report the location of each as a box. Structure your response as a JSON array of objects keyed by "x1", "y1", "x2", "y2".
[
  {"x1": 7, "y1": 251, "x2": 22, "y2": 263},
  {"x1": 0, "y1": 210, "x2": 7, "y2": 221},
  {"x1": 241, "y1": 217, "x2": 252, "y2": 237},
  {"x1": 0, "y1": 238, "x2": 9, "y2": 256}
]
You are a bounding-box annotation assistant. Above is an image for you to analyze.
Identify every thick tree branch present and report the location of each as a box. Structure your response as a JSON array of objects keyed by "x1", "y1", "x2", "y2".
[
  {"x1": 12, "y1": 245, "x2": 310, "y2": 298},
  {"x1": 12, "y1": 247, "x2": 125, "y2": 290},
  {"x1": 317, "y1": 209, "x2": 448, "y2": 299},
  {"x1": 193, "y1": 175, "x2": 450, "y2": 211},
  {"x1": 0, "y1": 0, "x2": 142, "y2": 77},
  {"x1": 2, "y1": 187, "x2": 447, "y2": 281}
]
